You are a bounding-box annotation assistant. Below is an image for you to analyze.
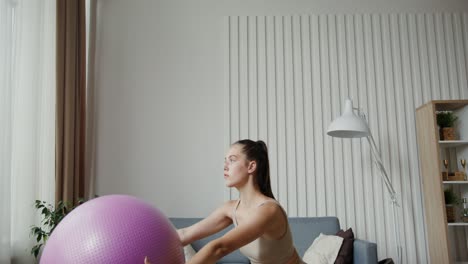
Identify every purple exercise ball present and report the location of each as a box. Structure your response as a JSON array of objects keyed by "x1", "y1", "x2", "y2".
[{"x1": 40, "y1": 195, "x2": 184, "y2": 264}]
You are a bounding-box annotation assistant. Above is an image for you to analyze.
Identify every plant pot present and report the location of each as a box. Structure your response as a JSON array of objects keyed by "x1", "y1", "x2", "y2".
[
  {"x1": 441, "y1": 127, "x2": 456, "y2": 140},
  {"x1": 446, "y1": 205, "x2": 455, "y2": 222}
]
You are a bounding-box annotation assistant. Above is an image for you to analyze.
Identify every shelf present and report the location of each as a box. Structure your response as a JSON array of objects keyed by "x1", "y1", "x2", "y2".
[
  {"x1": 417, "y1": 100, "x2": 468, "y2": 264},
  {"x1": 439, "y1": 140, "x2": 468, "y2": 148},
  {"x1": 448, "y1": 222, "x2": 468, "y2": 226},
  {"x1": 443, "y1": 181, "x2": 468, "y2": 184},
  {"x1": 433, "y1": 100, "x2": 468, "y2": 111}
]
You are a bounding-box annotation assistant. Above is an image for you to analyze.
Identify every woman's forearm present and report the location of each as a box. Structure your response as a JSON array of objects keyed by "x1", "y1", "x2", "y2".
[
  {"x1": 177, "y1": 228, "x2": 187, "y2": 246},
  {"x1": 185, "y1": 240, "x2": 228, "y2": 264}
]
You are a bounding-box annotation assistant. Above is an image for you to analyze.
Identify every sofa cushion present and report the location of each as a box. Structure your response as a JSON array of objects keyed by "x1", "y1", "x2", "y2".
[
  {"x1": 184, "y1": 244, "x2": 196, "y2": 261},
  {"x1": 302, "y1": 233, "x2": 344, "y2": 264},
  {"x1": 334, "y1": 228, "x2": 354, "y2": 264}
]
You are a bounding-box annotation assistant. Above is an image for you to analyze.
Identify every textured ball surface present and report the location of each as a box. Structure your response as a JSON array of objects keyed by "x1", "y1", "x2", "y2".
[{"x1": 40, "y1": 195, "x2": 184, "y2": 264}]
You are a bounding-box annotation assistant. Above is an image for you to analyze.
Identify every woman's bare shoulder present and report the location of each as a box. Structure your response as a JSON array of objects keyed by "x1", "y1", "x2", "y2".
[
  {"x1": 220, "y1": 199, "x2": 238, "y2": 214},
  {"x1": 257, "y1": 200, "x2": 283, "y2": 216}
]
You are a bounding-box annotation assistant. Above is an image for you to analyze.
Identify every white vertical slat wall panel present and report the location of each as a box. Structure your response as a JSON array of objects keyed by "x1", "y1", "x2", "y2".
[
  {"x1": 328, "y1": 14, "x2": 341, "y2": 222},
  {"x1": 361, "y1": 12, "x2": 380, "y2": 251},
  {"x1": 464, "y1": 13, "x2": 468, "y2": 98},
  {"x1": 390, "y1": 14, "x2": 414, "y2": 261},
  {"x1": 292, "y1": 15, "x2": 307, "y2": 217},
  {"x1": 370, "y1": 13, "x2": 390, "y2": 256},
  {"x1": 265, "y1": 16, "x2": 278, "y2": 201},
  {"x1": 248, "y1": 16, "x2": 258, "y2": 141},
  {"x1": 354, "y1": 13, "x2": 370, "y2": 246},
  {"x1": 398, "y1": 14, "x2": 423, "y2": 261},
  {"x1": 436, "y1": 13, "x2": 450, "y2": 99},
  {"x1": 320, "y1": 14, "x2": 336, "y2": 218},
  {"x1": 257, "y1": 17, "x2": 268, "y2": 143},
  {"x1": 223, "y1": 16, "x2": 231, "y2": 202},
  {"x1": 310, "y1": 14, "x2": 326, "y2": 218},
  {"x1": 239, "y1": 16, "x2": 249, "y2": 140},
  {"x1": 283, "y1": 16, "x2": 297, "y2": 216},
  {"x1": 275, "y1": 16, "x2": 288, "y2": 208},
  {"x1": 426, "y1": 14, "x2": 441, "y2": 100},
  {"x1": 445, "y1": 14, "x2": 460, "y2": 99},
  {"x1": 301, "y1": 15, "x2": 315, "y2": 217},
  {"x1": 225, "y1": 13, "x2": 468, "y2": 263},
  {"x1": 454, "y1": 15, "x2": 468, "y2": 99},
  {"x1": 228, "y1": 16, "x2": 240, "y2": 200},
  {"x1": 416, "y1": 14, "x2": 432, "y2": 103}
]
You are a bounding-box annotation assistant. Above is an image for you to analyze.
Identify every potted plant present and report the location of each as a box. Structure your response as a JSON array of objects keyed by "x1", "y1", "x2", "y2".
[
  {"x1": 444, "y1": 189, "x2": 461, "y2": 223},
  {"x1": 437, "y1": 111, "x2": 458, "y2": 140},
  {"x1": 30, "y1": 199, "x2": 84, "y2": 261}
]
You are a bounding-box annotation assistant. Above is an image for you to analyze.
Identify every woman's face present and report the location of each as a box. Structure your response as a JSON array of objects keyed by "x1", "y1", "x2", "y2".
[{"x1": 223, "y1": 144, "x2": 252, "y2": 188}]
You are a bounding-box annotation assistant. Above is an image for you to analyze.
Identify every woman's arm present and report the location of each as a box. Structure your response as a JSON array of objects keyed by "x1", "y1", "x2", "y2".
[
  {"x1": 144, "y1": 201, "x2": 236, "y2": 264},
  {"x1": 178, "y1": 200, "x2": 235, "y2": 246},
  {"x1": 186, "y1": 202, "x2": 280, "y2": 264}
]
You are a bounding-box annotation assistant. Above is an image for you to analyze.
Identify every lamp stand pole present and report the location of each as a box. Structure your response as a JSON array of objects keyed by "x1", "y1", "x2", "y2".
[
  {"x1": 329, "y1": 102, "x2": 403, "y2": 263},
  {"x1": 366, "y1": 133, "x2": 402, "y2": 264}
]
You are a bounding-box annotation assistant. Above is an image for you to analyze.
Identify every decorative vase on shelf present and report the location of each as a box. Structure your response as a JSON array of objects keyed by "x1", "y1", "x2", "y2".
[
  {"x1": 442, "y1": 159, "x2": 449, "y2": 181},
  {"x1": 461, "y1": 159, "x2": 467, "y2": 181}
]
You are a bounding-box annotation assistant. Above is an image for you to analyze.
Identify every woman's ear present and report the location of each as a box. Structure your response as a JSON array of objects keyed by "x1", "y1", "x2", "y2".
[{"x1": 247, "y1": 160, "x2": 257, "y2": 174}]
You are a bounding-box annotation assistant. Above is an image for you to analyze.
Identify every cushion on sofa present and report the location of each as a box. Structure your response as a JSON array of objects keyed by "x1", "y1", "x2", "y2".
[
  {"x1": 302, "y1": 233, "x2": 344, "y2": 264},
  {"x1": 288, "y1": 217, "x2": 340, "y2": 257},
  {"x1": 184, "y1": 244, "x2": 196, "y2": 261},
  {"x1": 334, "y1": 228, "x2": 354, "y2": 264}
]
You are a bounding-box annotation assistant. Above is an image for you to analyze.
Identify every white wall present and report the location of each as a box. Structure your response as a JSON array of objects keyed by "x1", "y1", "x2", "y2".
[
  {"x1": 92, "y1": 0, "x2": 468, "y2": 262},
  {"x1": 93, "y1": 0, "x2": 226, "y2": 217}
]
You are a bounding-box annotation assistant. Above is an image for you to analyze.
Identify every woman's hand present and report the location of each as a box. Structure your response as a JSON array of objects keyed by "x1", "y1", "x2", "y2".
[{"x1": 144, "y1": 256, "x2": 151, "y2": 264}]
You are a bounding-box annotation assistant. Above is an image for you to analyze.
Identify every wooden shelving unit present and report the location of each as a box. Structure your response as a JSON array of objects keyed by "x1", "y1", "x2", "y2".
[
  {"x1": 416, "y1": 100, "x2": 468, "y2": 264},
  {"x1": 439, "y1": 141, "x2": 468, "y2": 148}
]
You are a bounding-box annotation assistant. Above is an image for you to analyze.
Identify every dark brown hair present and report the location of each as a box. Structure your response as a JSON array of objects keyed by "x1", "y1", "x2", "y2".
[{"x1": 233, "y1": 139, "x2": 275, "y2": 199}]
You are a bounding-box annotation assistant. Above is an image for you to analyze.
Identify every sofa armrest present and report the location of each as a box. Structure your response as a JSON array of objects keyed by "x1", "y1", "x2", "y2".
[{"x1": 353, "y1": 239, "x2": 378, "y2": 264}]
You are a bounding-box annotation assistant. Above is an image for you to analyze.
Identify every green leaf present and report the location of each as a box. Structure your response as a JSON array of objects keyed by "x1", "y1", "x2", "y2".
[
  {"x1": 437, "y1": 111, "x2": 458, "y2": 128},
  {"x1": 31, "y1": 244, "x2": 43, "y2": 259},
  {"x1": 41, "y1": 207, "x2": 48, "y2": 215},
  {"x1": 30, "y1": 198, "x2": 90, "y2": 259},
  {"x1": 31, "y1": 227, "x2": 41, "y2": 235}
]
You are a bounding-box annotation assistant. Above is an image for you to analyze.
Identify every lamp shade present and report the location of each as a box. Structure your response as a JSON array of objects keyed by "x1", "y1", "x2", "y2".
[{"x1": 327, "y1": 99, "x2": 369, "y2": 138}]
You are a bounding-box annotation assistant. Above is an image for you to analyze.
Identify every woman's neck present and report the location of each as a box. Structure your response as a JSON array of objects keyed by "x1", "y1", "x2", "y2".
[{"x1": 237, "y1": 176, "x2": 265, "y2": 208}]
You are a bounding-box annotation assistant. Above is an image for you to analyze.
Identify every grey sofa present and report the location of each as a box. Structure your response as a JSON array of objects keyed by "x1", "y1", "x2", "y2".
[{"x1": 170, "y1": 217, "x2": 378, "y2": 264}]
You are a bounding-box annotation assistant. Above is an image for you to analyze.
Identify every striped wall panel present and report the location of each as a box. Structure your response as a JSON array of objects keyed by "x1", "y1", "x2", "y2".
[{"x1": 225, "y1": 13, "x2": 468, "y2": 263}]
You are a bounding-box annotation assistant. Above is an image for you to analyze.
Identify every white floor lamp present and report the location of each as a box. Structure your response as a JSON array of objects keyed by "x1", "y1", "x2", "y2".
[{"x1": 327, "y1": 98, "x2": 402, "y2": 264}]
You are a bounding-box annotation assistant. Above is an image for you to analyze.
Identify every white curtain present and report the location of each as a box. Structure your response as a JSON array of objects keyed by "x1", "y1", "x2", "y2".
[{"x1": 0, "y1": 0, "x2": 56, "y2": 263}]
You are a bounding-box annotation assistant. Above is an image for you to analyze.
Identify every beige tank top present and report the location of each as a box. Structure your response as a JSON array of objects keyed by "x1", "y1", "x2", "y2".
[{"x1": 232, "y1": 200, "x2": 299, "y2": 264}]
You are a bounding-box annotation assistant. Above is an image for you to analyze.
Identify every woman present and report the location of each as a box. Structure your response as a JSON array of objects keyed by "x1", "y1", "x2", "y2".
[{"x1": 146, "y1": 139, "x2": 303, "y2": 264}]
